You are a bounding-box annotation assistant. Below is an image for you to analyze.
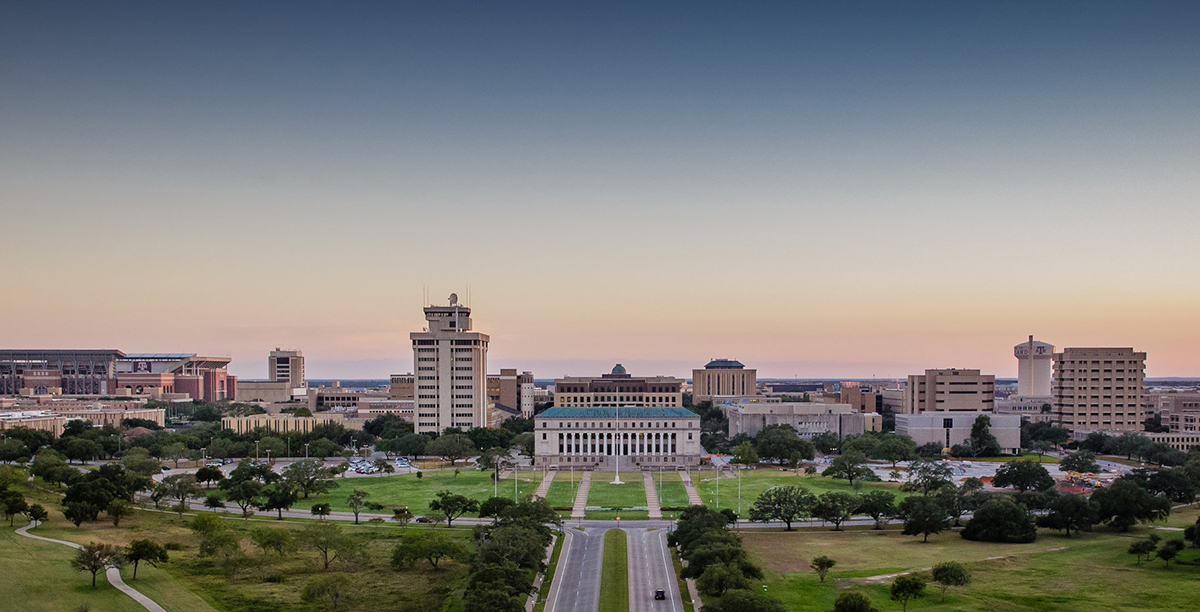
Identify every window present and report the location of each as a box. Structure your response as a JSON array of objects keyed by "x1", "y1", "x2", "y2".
[{"x1": 943, "y1": 418, "x2": 954, "y2": 428}]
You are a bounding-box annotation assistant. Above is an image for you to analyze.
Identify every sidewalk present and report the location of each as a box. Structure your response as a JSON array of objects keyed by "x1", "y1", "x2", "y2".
[
  {"x1": 534, "y1": 470, "x2": 556, "y2": 499},
  {"x1": 679, "y1": 471, "x2": 704, "y2": 506},
  {"x1": 571, "y1": 471, "x2": 592, "y2": 519},
  {"x1": 644, "y1": 472, "x2": 662, "y2": 520}
]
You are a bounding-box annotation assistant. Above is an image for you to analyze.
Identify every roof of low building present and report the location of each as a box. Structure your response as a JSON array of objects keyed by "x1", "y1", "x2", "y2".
[
  {"x1": 537, "y1": 406, "x2": 697, "y2": 419},
  {"x1": 704, "y1": 359, "x2": 745, "y2": 369}
]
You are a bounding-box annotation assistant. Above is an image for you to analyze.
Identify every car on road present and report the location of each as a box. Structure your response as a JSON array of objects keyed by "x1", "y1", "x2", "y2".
[
  {"x1": 161, "y1": 465, "x2": 171, "y2": 471},
  {"x1": 655, "y1": 589, "x2": 665, "y2": 600},
  {"x1": 414, "y1": 516, "x2": 432, "y2": 523}
]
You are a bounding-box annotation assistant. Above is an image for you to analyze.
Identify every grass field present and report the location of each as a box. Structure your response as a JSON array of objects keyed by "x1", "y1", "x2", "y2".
[
  {"x1": 532, "y1": 532, "x2": 566, "y2": 612},
  {"x1": 692, "y1": 468, "x2": 912, "y2": 515},
  {"x1": 967, "y1": 453, "x2": 1061, "y2": 464},
  {"x1": 742, "y1": 506, "x2": 1200, "y2": 611},
  {"x1": 9, "y1": 480, "x2": 475, "y2": 612},
  {"x1": 587, "y1": 473, "x2": 648, "y2": 509},
  {"x1": 544, "y1": 474, "x2": 585, "y2": 510},
  {"x1": 302, "y1": 469, "x2": 543, "y2": 515},
  {"x1": 598, "y1": 529, "x2": 629, "y2": 612}
]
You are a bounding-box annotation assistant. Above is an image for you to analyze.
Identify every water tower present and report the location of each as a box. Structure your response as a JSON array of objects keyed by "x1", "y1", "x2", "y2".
[{"x1": 1014, "y1": 335, "x2": 1054, "y2": 397}]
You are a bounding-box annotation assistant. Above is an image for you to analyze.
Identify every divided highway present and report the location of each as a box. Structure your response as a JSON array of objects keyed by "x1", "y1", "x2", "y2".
[{"x1": 545, "y1": 527, "x2": 605, "y2": 612}]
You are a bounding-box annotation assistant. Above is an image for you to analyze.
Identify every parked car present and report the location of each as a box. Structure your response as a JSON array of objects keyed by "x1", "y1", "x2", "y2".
[{"x1": 161, "y1": 465, "x2": 171, "y2": 471}]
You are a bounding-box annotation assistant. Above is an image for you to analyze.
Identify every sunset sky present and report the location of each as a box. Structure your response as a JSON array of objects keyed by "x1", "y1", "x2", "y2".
[{"x1": 2, "y1": 2, "x2": 1198, "y2": 379}]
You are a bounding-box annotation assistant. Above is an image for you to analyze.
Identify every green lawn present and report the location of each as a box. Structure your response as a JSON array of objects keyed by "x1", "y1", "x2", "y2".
[
  {"x1": 532, "y1": 532, "x2": 566, "y2": 612},
  {"x1": 544, "y1": 475, "x2": 585, "y2": 511},
  {"x1": 692, "y1": 469, "x2": 912, "y2": 515},
  {"x1": 967, "y1": 453, "x2": 1061, "y2": 464},
  {"x1": 742, "y1": 508, "x2": 1200, "y2": 612},
  {"x1": 303, "y1": 469, "x2": 543, "y2": 515},
  {"x1": 587, "y1": 473, "x2": 648, "y2": 510},
  {"x1": 598, "y1": 529, "x2": 629, "y2": 612},
  {"x1": 11, "y1": 480, "x2": 475, "y2": 612}
]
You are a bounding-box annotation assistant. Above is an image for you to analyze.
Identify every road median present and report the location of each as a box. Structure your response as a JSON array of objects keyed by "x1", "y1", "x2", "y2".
[{"x1": 599, "y1": 529, "x2": 629, "y2": 612}]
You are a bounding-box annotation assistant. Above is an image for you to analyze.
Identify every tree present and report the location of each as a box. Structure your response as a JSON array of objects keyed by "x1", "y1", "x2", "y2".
[
  {"x1": 1060, "y1": 450, "x2": 1101, "y2": 474},
  {"x1": 221, "y1": 479, "x2": 263, "y2": 518},
  {"x1": 755, "y1": 425, "x2": 815, "y2": 464},
  {"x1": 961, "y1": 498, "x2": 1037, "y2": 543},
  {"x1": 822, "y1": 451, "x2": 876, "y2": 487},
  {"x1": 833, "y1": 592, "x2": 878, "y2": 612},
  {"x1": 1184, "y1": 517, "x2": 1200, "y2": 549},
  {"x1": 428, "y1": 490, "x2": 480, "y2": 527},
  {"x1": 479, "y1": 496, "x2": 517, "y2": 521},
  {"x1": 312, "y1": 503, "x2": 332, "y2": 520},
  {"x1": 1128, "y1": 535, "x2": 1159, "y2": 565},
  {"x1": 119, "y1": 448, "x2": 162, "y2": 477},
  {"x1": 425, "y1": 434, "x2": 474, "y2": 465},
  {"x1": 346, "y1": 489, "x2": 372, "y2": 524},
  {"x1": 160, "y1": 442, "x2": 189, "y2": 468},
  {"x1": 1037, "y1": 494, "x2": 1098, "y2": 536},
  {"x1": 394, "y1": 433, "x2": 429, "y2": 458},
  {"x1": 1, "y1": 490, "x2": 28, "y2": 526},
  {"x1": 106, "y1": 499, "x2": 132, "y2": 528},
  {"x1": 704, "y1": 589, "x2": 786, "y2": 612},
  {"x1": 898, "y1": 496, "x2": 950, "y2": 542},
  {"x1": 72, "y1": 542, "x2": 124, "y2": 588},
  {"x1": 124, "y1": 540, "x2": 168, "y2": 579},
  {"x1": 391, "y1": 530, "x2": 467, "y2": 570},
  {"x1": 1157, "y1": 539, "x2": 1185, "y2": 568},
  {"x1": 993, "y1": 460, "x2": 1054, "y2": 493},
  {"x1": 63, "y1": 502, "x2": 99, "y2": 527},
  {"x1": 477, "y1": 447, "x2": 511, "y2": 483},
  {"x1": 512, "y1": 432, "x2": 535, "y2": 457},
  {"x1": 696, "y1": 561, "x2": 751, "y2": 596},
  {"x1": 811, "y1": 431, "x2": 840, "y2": 454},
  {"x1": 250, "y1": 526, "x2": 295, "y2": 557},
  {"x1": 901, "y1": 459, "x2": 954, "y2": 496},
  {"x1": 810, "y1": 555, "x2": 836, "y2": 582},
  {"x1": 1091, "y1": 478, "x2": 1171, "y2": 531},
  {"x1": 161, "y1": 474, "x2": 202, "y2": 515},
  {"x1": 372, "y1": 458, "x2": 395, "y2": 476},
  {"x1": 748, "y1": 485, "x2": 815, "y2": 531},
  {"x1": 204, "y1": 494, "x2": 226, "y2": 512},
  {"x1": 857, "y1": 491, "x2": 896, "y2": 530},
  {"x1": 930, "y1": 561, "x2": 970, "y2": 602},
  {"x1": 25, "y1": 503, "x2": 48, "y2": 527},
  {"x1": 967, "y1": 415, "x2": 1001, "y2": 457},
  {"x1": 732, "y1": 441, "x2": 759, "y2": 465},
  {"x1": 282, "y1": 460, "x2": 339, "y2": 499},
  {"x1": 812, "y1": 492, "x2": 859, "y2": 531},
  {"x1": 195, "y1": 466, "x2": 224, "y2": 489},
  {"x1": 260, "y1": 483, "x2": 300, "y2": 519},
  {"x1": 871, "y1": 434, "x2": 917, "y2": 468},
  {"x1": 916, "y1": 442, "x2": 944, "y2": 458},
  {"x1": 301, "y1": 522, "x2": 362, "y2": 570},
  {"x1": 890, "y1": 574, "x2": 925, "y2": 612},
  {"x1": 302, "y1": 573, "x2": 356, "y2": 610},
  {"x1": 392, "y1": 507, "x2": 414, "y2": 527}
]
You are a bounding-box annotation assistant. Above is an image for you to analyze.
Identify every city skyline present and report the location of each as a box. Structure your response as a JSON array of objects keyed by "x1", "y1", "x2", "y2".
[{"x1": 3, "y1": 3, "x2": 1199, "y2": 378}]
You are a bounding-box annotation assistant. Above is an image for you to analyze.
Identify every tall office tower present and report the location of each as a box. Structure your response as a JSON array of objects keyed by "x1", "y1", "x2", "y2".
[
  {"x1": 269, "y1": 349, "x2": 305, "y2": 385},
  {"x1": 903, "y1": 368, "x2": 995, "y2": 413},
  {"x1": 1015, "y1": 336, "x2": 1054, "y2": 397},
  {"x1": 410, "y1": 294, "x2": 489, "y2": 434},
  {"x1": 1052, "y1": 347, "x2": 1146, "y2": 432}
]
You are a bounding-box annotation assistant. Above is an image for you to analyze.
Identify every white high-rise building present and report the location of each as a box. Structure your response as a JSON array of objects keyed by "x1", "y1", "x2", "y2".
[
  {"x1": 410, "y1": 294, "x2": 489, "y2": 434},
  {"x1": 1015, "y1": 336, "x2": 1054, "y2": 397}
]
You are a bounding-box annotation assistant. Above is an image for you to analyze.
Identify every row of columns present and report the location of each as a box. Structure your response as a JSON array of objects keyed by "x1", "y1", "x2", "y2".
[{"x1": 558, "y1": 431, "x2": 677, "y2": 456}]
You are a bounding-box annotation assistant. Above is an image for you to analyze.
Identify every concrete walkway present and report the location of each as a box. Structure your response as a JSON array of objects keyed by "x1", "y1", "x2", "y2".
[
  {"x1": 571, "y1": 471, "x2": 592, "y2": 519},
  {"x1": 534, "y1": 470, "x2": 557, "y2": 499},
  {"x1": 643, "y1": 472, "x2": 662, "y2": 520},
  {"x1": 679, "y1": 471, "x2": 704, "y2": 506},
  {"x1": 16, "y1": 524, "x2": 168, "y2": 612}
]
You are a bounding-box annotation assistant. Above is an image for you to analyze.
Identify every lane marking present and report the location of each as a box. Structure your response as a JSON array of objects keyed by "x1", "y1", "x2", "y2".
[
  {"x1": 549, "y1": 528, "x2": 575, "y2": 612},
  {"x1": 655, "y1": 530, "x2": 678, "y2": 612}
]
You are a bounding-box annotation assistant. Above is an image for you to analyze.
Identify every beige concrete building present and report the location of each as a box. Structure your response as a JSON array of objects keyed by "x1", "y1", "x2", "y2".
[
  {"x1": 411, "y1": 296, "x2": 489, "y2": 433},
  {"x1": 995, "y1": 396, "x2": 1056, "y2": 423},
  {"x1": 839, "y1": 382, "x2": 879, "y2": 413},
  {"x1": 1153, "y1": 393, "x2": 1200, "y2": 433},
  {"x1": 0, "y1": 406, "x2": 166, "y2": 438},
  {"x1": 488, "y1": 369, "x2": 535, "y2": 419},
  {"x1": 269, "y1": 349, "x2": 304, "y2": 385},
  {"x1": 895, "y1": 412, "x2": 1021, "y2": 454},
  {"x1": 221, "y1": 413, "x2": 344, "y2": 435},
  {"x1": 534, "y1": 406, "x2": 702, "y2": 469},
  {"x1": 904, "y1": 369, "x2": 995, "y2": 413},
  {"x1": 1052, "y1": 348, "x2": 1146, "y2": 431},
  {"x1": 554, "y1": 365, "x2": 682, "y2": 408},
  {"x1": 692, "y1": 359, "x2": 756, "y2": 403},
  {"x1": 723, "y1": 401, "x2": 882, "y2": 439},
  {"x1": 1145, "y1": 430, "x2": 1200, "y2": 451},
  {"x1": 389, "y1": 374, "x2": 415, "y2": 400},
  {"x1": 238, "y1": 348, "x2": 309, "y2": 404}
]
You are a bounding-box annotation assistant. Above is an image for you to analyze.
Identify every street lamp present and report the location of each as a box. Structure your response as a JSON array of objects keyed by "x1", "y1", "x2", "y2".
[
  {"x1": 304, "y1": 443, "x2": 310, "y2": 459},
  {"x1": 256, "y1": 440, "x2": 260, "y2": 461}
]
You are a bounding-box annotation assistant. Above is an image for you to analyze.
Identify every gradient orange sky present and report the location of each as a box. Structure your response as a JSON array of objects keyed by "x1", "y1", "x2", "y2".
[{"x1": 2, "y1": 3, "x2": 1198, "y2": 379}]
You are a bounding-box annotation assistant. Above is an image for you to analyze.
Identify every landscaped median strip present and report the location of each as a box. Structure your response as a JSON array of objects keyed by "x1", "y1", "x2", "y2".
[
  {"x1": 598, "y1": 529, "x2": 629, "y2": 612},
  {"x1": 15, "y1": 524, "x2": 167, "y2": 612},
  {"x1": 530, "y1": 531, "x2": 566, "y2": 612}
]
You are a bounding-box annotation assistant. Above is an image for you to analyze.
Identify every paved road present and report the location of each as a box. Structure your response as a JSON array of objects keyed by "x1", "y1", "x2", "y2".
[
  {"x1": 546, "y1": 527, "x2": 604, "y2": 612},
  {"x1": 626, "y1": 527, "x2": 683, "y2": 612}
]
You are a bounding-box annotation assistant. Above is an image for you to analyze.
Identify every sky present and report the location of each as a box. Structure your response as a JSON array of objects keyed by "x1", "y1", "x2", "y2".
[{"x1": 2, "y1": 2, "x2": 1199, "y2": 380}]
